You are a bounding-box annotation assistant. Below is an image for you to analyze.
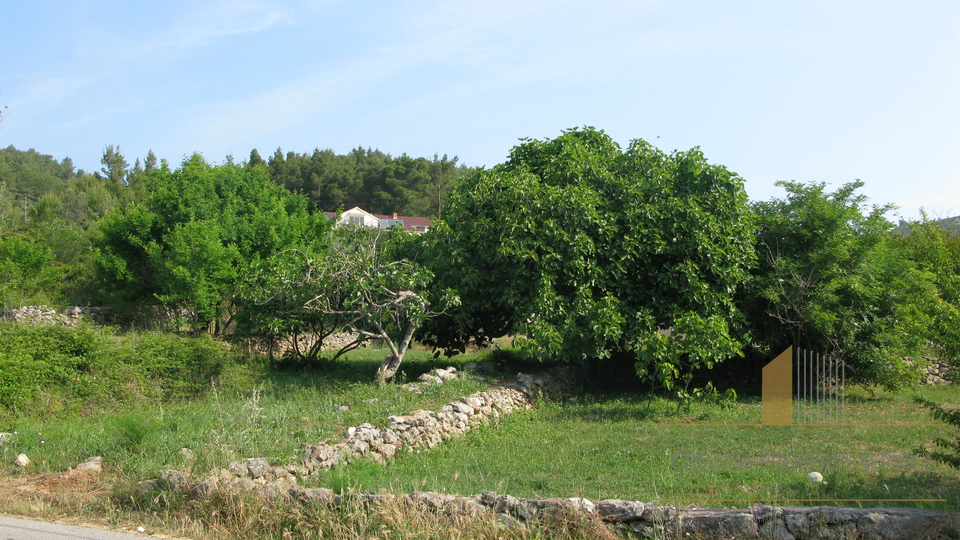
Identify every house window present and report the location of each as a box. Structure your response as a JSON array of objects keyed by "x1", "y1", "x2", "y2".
[{"x1": 348, "y1": 216, "x2": 364, "y2": 226}]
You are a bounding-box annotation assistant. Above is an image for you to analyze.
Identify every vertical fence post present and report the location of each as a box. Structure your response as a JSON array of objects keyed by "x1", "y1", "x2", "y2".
[
  {"x1": 792, "y1": 347, "x2": 845, "y2": 425},
  {"x1": 817, "y1": 351, "x2": 821, "y2": 424},
  {"x1": 805, "y1": 348, "x2": 809, "y2": 424}
]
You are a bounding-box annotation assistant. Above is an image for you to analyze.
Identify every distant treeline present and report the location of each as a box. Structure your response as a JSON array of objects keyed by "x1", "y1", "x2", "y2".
[
  {"x1": 254, "y1": 148, "x2": 475, "y2": 217},
  {"x1": 0, "y1": 144, "x2": 477, "y2": 223}
]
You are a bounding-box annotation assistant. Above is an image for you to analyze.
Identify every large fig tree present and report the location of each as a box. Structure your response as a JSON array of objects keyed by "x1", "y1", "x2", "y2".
[{"x1": 415, "y1": 127, "x2": 755, "y2": 389}]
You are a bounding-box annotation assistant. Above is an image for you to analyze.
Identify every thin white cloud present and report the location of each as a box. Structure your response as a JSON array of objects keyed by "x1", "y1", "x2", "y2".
[
  {"x1": 895, "y1": 182, "x2": 960, "y2": 220},
  {"x1": 152, "y1": 1, "x2": 292, "y2": 52},
  {"x1": 186, "y1": 0, "x2": 716, "y2": 156},
  {"x1": 12, "y1": 0, "x2": 297, "y2": 138},
  {"x1": 13, "y1": 75, "x2": 94, "y2": 110}
]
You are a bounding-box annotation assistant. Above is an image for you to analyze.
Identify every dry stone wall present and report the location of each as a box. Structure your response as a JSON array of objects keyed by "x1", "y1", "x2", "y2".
[
  {"x1": 141, "y1": 363, "x2": 959, "y2": 539},
  {"x1": 301, "y1": 368, "x2": 567, "y2": 472},
  {"x1": 0, "y1": 305, "x2": 98, "y2": 325},
  {"x1": 283, "y1": 491, "x2": 958, "y2": 540},
  {"x1": 918, "y1": 357, "x2": 956, "y2": 385},
  {"x1": 146, "y1": 364, "x2": 581, "y2": 496}
]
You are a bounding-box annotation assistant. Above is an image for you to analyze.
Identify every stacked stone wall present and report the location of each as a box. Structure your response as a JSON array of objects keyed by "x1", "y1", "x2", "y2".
[
  {"x1": 141, "y1": 363, "x2": 959, "y2": 538},
  {"x1": 1, "y1": 305, "x2": 112, "y2": 326},
  {"x1": 148, "y1": 364, "x2": 581, "y2": 496},
  {"x1": 280, "y1": 492, "x2": 958, "y2": 540}
]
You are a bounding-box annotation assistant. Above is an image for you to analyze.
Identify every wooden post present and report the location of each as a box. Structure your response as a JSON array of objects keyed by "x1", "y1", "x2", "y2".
[{"x1": 762, "y1": 346, "x2": 793, "y2": 425}]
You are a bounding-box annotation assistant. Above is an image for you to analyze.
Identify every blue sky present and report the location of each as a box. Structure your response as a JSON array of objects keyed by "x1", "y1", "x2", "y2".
[{"x1": 3, "y1": 0, "x2": 958, "y2": 219}]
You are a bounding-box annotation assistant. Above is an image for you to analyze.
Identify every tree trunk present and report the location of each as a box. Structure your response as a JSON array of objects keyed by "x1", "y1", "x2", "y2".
[
  {"x1": 375, "y1": 354, "x2": 403, "y2": 382},
  {"x1": 373, "y1": 320, "x2": 419, "y2": 383}
]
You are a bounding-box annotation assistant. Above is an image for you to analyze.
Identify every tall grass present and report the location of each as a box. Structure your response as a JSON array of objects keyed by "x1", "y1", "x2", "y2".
[{"x1": 0, "y1": 331, "x2": 491, "y2": 480}]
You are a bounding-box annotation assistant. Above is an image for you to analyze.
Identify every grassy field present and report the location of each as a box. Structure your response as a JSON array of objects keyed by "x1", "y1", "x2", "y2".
[
  {"x1": 320, "y1": 385, "x2": 958, "y2": 510},
  {"x1": 1, "y1": 327, "x2": 958, "y2": 538},
  {"x1": 0, "y1": 345, "x2": 491, "y2": 480}
]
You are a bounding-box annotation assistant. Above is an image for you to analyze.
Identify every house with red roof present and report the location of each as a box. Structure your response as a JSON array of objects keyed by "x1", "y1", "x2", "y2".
[{"x1": 323, "y1": 206, "x2": 433, "y2": 233}]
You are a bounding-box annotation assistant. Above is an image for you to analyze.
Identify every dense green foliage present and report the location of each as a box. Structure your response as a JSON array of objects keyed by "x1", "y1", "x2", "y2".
[
  {"x1": 415, "y1": 127, "x2": 755, "y2": 390},
  {"x1": 740, "y1": 181, "x2": 946, "y2": 388},
  {"x1": 262, "y1": 147, "x2": 474, "y2": 217},
  {"x1": 0, "y1": 235, "x2": 56, "y2": 310},
  {"x1": 891, "y1": 214, "x2": 960, "y2": 361},
  {"x1": 0, "y1": 144, "x2": 470, "y2": 319},
  {"x1": 96, "y1": 153, "x2": 327, "y2": 332},
  {"x1": 0, "y1": 323, "x2": 232, "y2": 417},
  {"x1": 0, "y1": 145, "x2": 470, "y2": 233},
  {"x1": 2, "y1": 132, "x2": 959, "y2": 392},
  {"x1": 0, "y1": 146, "x2": 78, "y2": 204}
]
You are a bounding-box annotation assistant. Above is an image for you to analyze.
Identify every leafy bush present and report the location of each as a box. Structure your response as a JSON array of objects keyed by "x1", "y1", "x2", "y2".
[
  {"x1": 891, "y1": 215, "x2": 960, "y2": 364},
  {"x1": 0, "y1": 324, "x2": 120, "y2": 412},
  {"x1": 0, "y1": 235, "x2": 57, "y2": 310},
  {"x1": 915, "y1": 396, "x2": 960, "y2": 469},
  {"x1": 416, "y1": 127, "x2": 755, "y2": 391},
  {"x1": 120, "y1": 332, "x2": 230, "y2": 398},
  {"x1": 0, "y1": 323, "x2": 235, "y2": 418},
  {"x1": 740, "y1": 181, "x2": 940, "y2": 388}
]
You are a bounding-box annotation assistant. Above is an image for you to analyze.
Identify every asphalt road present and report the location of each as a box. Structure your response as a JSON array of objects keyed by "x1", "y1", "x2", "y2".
[{"x1": 0, "y1": 516, "x2": 154, "y2": 540}]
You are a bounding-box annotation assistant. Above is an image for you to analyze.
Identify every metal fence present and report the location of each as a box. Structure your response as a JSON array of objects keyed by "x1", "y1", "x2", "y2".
[{"x1": 794, "y1": 347, "x2": 846, "y2": 424}]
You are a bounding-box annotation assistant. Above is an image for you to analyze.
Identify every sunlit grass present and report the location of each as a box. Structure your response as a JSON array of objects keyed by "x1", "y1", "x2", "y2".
[
  {"x1": 2, "y1": 339, "x2": 958, "y2": 540},
  {"x1": 320, "y1": 385, "x2": 960, "y2": 510},
  {"x1": 0, "y1": 346, "x2": 490, "y2": 480}
]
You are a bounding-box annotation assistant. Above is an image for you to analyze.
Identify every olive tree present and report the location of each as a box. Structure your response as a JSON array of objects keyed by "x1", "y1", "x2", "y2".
[{"x1": 247, "y1": 224, "x2": 457, "y2": 381}]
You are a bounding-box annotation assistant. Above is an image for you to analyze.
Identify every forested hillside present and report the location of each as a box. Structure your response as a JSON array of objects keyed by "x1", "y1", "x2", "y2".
[
  {"x1": 0, "y1": 146, "x2": 77, "y2": 201},
  {"x1": 258, "y1": 147, "x2": 475, "y2": 217},
  {"x1": 0, "y1": 145, "x2": 151, "y2": 231},
  {"x1": 0, "y1": 144, "x2": 473, "y2": 317}
]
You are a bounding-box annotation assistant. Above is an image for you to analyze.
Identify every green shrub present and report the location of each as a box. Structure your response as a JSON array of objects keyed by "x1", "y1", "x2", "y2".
[
  {"x1": 0, "y1": 350, "x2": 40, "y2": 412},
  {"x1": 0, "y1": 323, "x2": 116, "y2": 414},
  {"x1": 0, "y1": 323, "x2": 235, "y2": 418},
  {"x1": 915, "y1": 396, "x2": 960, "y2": 469},
  {"x1": 119, "y1": 332, "x2": 231, "y2": 399}
]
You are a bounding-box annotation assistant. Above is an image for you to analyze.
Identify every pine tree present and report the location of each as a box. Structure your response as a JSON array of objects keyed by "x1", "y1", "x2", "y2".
[{"x1": 100, "y1": 145, "x2": 128, "y2": 185}]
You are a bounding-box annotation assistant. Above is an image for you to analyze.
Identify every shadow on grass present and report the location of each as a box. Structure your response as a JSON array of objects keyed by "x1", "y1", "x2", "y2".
[
  {"x1": 247, "y1": 346, "x2": 501, "y2": 393},
  {"x1": 539, "y1": 391, "x2": 762, "y2": 424},
  {"x1": 839, "y1": 393, "x2": 899, "y2": 404}
]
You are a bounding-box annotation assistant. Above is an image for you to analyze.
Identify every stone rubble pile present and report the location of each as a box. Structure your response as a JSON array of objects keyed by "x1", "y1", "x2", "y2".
[
  {"x1": 919, "y1": 356, "x2": 955, "y2": 385},
  {"x1": 0, "y1": 305, "x2": 105, "y2": 326}
]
